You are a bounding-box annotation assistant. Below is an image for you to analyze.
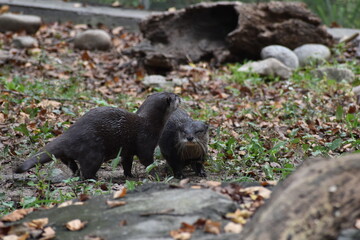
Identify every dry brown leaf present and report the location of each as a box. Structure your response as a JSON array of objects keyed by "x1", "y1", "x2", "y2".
[
  {"x1": 224, "y1": 222, "x2": 243, "y2": 234},
  {"x1": 106, "y1": 200, "x2": 127, "y2": 208},
  {"x1": 169, "y1": 230, "x2": 192, "y2": 240},
  {"x1": 113, "y1": 188, "x2": 127, "y2": 199},
  {"x1": 40, "y1": 227, "x2": 56, "y2": 240},
  {"x1": 204, "y1": 220, "x2": 221, "y2": 235},
  {"x1": 243, "y1": 186, "x2": 272, "y2": 199},
  {"x1": 180, "y1": 222, "x2": 196, "y2": 233},
  {"x1": 37, "y1": 100, "x2": 61, "y2": 109},
  {"x1": 1, "y1": 208, "x2": 34, "y2": 222},
  {"x1": 179, "y1": 178, "x2": 190, "y2": 187},
  {"x1": 58, "y1": 200, "x2": 73, "y2": 208},
  {"x1": 66, "y1": 219, "x2": 87, "y2": 231},
  {"x1": 190, "y1": 186, "x2": 201, "y2": 189},
  {"x1": 355, "y1": 219, "x2": 360, "y2": 229},
  {"x1": 204, "y1": 180, "x2": 221, "y2": 187},
  {"x1": 0, "y1": 5, "x2": 9, "y2": 14},
  {"x1": 3, "y1": 233, "x2": 29, "y2": 240},
  {"x1": 25, "y1": 218, "x2": 48, "y2": 229},
  {"x1": 225, "y1": 209, "x2": 251, "y2": 224}
]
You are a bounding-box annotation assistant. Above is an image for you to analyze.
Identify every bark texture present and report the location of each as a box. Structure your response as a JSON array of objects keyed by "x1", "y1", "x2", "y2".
[
  {"x1": 239, "y1": 154, "x2": 360, "y2": 240},
  {"x1": 128, "y1": 1, "x2": 333, "y2": 72}
]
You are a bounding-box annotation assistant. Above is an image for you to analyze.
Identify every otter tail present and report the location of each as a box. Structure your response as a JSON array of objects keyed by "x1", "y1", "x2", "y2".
[{"x1": 14, "y1": 151, "x2": 54, "y2": 173}]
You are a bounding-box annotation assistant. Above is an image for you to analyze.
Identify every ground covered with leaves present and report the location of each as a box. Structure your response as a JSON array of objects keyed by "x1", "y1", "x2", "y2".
[{"x1": 0, "y1": 22, "x2": 359, "y2": 215}]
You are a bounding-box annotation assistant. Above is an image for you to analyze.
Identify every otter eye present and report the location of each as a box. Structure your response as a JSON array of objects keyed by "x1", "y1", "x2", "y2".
[{"x1": 195, "y1": 130, "x2": 204, "y2": 134}]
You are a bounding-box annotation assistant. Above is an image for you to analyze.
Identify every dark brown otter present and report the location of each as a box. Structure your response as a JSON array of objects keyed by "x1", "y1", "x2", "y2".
[
  {"x1": 159, "y1": 109, "x2": 209, "y2": 179},
  {"x1": 14, "y1": 92, "x2": 180, "y2": 179}
]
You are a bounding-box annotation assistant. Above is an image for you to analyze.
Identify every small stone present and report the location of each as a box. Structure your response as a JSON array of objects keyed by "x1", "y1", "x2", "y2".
[
  {"x1": 12, "y1": 36, "x2": 38, "y2": 48},
  {"x1": 260, "y1": 45, "x2": 299, "y2": 69},
  {"x1": 143, "y1": 75, "x2": 188, "y2": 90},
  {"x1": 294, "y1": 44, "x2": 331, "y2": 66},
  {"x1": 312, "y1": 67, "x2": 355, "y2": 82},
  {"x1": 237, "y1": 58, "x2": 293, "y2": 79},
  {"x1": 74, "y1": 29, "x2": 112, "y2": 51},
  {"x1": 0, "y1": 13, "x2": 41, "y2": 34}
]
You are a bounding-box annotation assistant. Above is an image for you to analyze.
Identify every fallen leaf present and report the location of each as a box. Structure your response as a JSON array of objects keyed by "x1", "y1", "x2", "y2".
[
  {"x1": 79, "y1": 194, "x2": 90, "y2": 202},
  {"x1": 118, "y1": 220, "x2": 127, "y2": 226},
  {"x1": 40, "y1": 226, "x2": 56, "y2": 240},
  {"x1": 106, "y1": 200, "x2": 127, "y2": 208},
  {"x1": 66, "y1": 219, "x2": 87, "y2": 231},
  {"x1": 204, "y1": 180, "x2": 221, "y2": 187},
  {"x1": 204, "y1": 220, "x2": 221, "y2": 235},
  {"x1": 169, "y1": 230, "x2": 191, "y2": 240},
  {"x1": 0, "y1": 5, "x2": 9, "y2": 14},
  {"x1": 180, "y1": 222, "x2": 196, "y2": 233},
  {"x1": 225, "y1": 209, "x2": 251, "y2": 224},
  {"x1": 25, "y1": 218, "x2": 49, "y2": 229},
  {"x1": 355, "y1": 219, "x2": 360, "y2": 229},
  {"x1": 1, "y1": 208, "x2": 34, "y2": 222},
  {"x1": 224, "y1": 222, "x2": 243, "y2": 234},
  {"x1": 113, "y1": 188, "x2": 127, "y2": 199}
]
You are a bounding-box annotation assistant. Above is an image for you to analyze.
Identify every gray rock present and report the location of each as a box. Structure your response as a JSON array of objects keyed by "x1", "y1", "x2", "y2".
[
  {"x1": 12, "y1": 36, "x2": 38, "y2": 48},
  {"x1": 312, "y1": 67, "x2": 355, "y2": 82},
  {"x1": 260, "y1": 45, "x2": 299, "y2": 69},
  {"x1": 238, "y1": 58, "x2": 293, "y2": 79},
  {"x1": 143, "y1": 75, "x2": 188, "y2": 90},
  {"x1": 337, "y1": 228, "x2": 360, "y2": 240},
  {"x1": 12, "y1": 184, "x2": 238, "y2": 240},
  {"x1": 327, "y1": 28, "x2": 360, "y2": 42},
  {"x1": 294, "y1": 44, "x2": 331, "y2": 66},
  {"x1": 0, "y1": 13, "x2": 41, "y2": 34},
  {"x1": 74, "y1": 29, "x2": 112, "y2": 51}
]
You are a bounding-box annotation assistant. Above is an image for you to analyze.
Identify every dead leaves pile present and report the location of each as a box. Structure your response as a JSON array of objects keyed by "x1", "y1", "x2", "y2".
[{"x1": 0, "y1": 187, "x2": 128, "y2": 239}]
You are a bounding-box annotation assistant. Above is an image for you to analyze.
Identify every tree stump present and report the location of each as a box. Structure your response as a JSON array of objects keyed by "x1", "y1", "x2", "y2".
[
  {"x1": 127, "y1": 1, "x2": 333, "y2": 72},
  {"x1": 239, "y1": 154, "x2": 360, "y2": 240}
]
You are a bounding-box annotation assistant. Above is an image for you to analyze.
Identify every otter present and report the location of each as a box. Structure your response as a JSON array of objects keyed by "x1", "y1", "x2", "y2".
[
  {"x1": 14, "y1": 92, "x2": 180, "y2": 179},
  {"x1": 159, "y1": 109, "x2": 209, "y2": 179}
]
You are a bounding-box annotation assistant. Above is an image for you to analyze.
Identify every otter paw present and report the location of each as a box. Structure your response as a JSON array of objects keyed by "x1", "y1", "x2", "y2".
[{"x1": 197, "y1": 172, "x2": 207, "y2": 177}]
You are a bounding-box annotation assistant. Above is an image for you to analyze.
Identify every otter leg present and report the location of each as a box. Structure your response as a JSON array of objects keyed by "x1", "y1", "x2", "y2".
[
  {"x1": 167, "y1": 158, "x2": 185, "y2": 179},
  {"x1": 191, "y1": 161, "x2": 207, "y2": 177},
  {"x1": 122, "y1": 155, "x2": 134, "y2": 178},
  {"x1": 77, "y1": 152, "x2": 104, "y2": 180},
  {"x1": 59, "y1": 157, "x2": 79, "y2": 176}
]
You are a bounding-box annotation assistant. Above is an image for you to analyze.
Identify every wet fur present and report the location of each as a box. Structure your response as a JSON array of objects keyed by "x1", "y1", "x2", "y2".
[
  {"x1": 14, "y1": 92, "x2": 180, "y2": 179},
  {"x1": 159, "y1": 109, "x2": 209, "y2": 179}
]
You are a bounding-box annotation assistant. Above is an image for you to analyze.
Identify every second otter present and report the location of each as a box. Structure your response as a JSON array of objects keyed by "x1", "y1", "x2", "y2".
[
  {"x1": 14, "y1": 92, "x2": 180, "y2": 179},
  {"x1": 159, "y1": 109, "x2": 209, "y2": 179}
]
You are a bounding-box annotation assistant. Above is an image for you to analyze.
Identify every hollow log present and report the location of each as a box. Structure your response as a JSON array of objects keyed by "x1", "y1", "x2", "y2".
[
  {"x1": 239, "y1": 154, "x2": 360, "y2": 240},
  {"x1": 127, "y1": 1, "x2": 333, "y2": 72}
]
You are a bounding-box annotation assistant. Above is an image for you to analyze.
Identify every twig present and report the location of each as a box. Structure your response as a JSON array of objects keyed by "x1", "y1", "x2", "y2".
[{"x1": 140, "y1": 208, "x2": 176, "y2": 217}]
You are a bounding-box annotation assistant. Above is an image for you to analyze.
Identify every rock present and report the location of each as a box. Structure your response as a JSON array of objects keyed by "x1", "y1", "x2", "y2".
[
  {"x1": 143, "y1": 75, "x2": 188, "y2": 89},
  {"x1": 312, "y1": 67, "x2": 355, "y2": 82},
  {"x1": 238, "y1": 58, "x2": 293, "y2": 79},
  {"x1": 12, "y1": 36, "x2": 38, "y2": 48},
  {"x1": 260, "y1": 45, "x2": 299, "y2": 69},
  {"x1": 352, "y1": 85, "x2": 360, "y2": 104},
  {"x1": 337, "y1": 229, "x2": 360, "y2": 240},
  {"x1": 294, "y1": 44, "x2": 331, "y2": 66},
  {"x1": 327, "y1": 28, "x2": 360, "y2": 42},
  {"x1": 10, "y1": 183, "x2": 238, "y2": 240},
  {"x1": 74, "y1": 29, "x2": 112, "y2": 51},
  {"x1": 0, "y1": 13, "x2": 41, "y2": 34}
]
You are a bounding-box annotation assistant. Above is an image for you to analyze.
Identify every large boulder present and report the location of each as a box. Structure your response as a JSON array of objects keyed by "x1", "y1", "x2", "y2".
[
  {"x1": 312, "y1": 67, "x2": 355, "y2": 82},
  {"x1": 0, "y1": 13, "x2": 41, "y2": 34},
  {"x1": 238, "y1": 58, "x2": 293, "y2": 79},
  {"x1": 74, "y1": 29, "x2": 112, "y2": 51},
  {"x1": 260, "y1": 45, "x2": 299, "y2": 69},
  {"x1": 294, "y1": 43, "x2": 331, "y2": 66},
  {"x1": 128, "y1": 1, "x2": 333, "y2": 72}
]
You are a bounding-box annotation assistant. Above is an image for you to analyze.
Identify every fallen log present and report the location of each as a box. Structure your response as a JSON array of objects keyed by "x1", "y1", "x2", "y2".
[{"x1": 128, "y1": 1, "x2": 333, "y2": 72}]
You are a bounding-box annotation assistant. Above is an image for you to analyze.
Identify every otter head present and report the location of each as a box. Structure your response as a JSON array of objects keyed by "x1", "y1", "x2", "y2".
[
  {"x1": 177, "y1": 121, "x2": 209, "y2": 160},
  {"x1": 137, "y1": 92, "x2": 180, "y2": 120}
]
